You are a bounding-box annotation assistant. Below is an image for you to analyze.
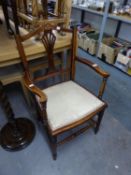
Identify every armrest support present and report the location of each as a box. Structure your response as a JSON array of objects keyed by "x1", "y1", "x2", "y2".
[
  {"x1": 76, "y1": 56, "x2": 110, "y2": 99},
  {"x1": 76, "y1": 56, "x2": 110, "y2": 78},
  {"x1": 24, "y1": 73, "x2": 47, "y2": 103}
]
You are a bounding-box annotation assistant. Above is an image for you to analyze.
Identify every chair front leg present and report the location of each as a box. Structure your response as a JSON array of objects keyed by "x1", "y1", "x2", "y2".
[
  {"x1": 98, "y1": 77, "x2": 108, "y2": 99},
  {"x1": 51, "y1": 136, "x2": 57, "y2": 160},
  {"x1": 95, "y1": 109, "x2": 105, "y2": 134}
]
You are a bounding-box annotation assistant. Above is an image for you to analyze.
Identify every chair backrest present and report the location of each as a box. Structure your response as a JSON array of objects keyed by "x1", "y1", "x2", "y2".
[{"x1": 15, "y1": 25, "x2": 77, "y2": 87}]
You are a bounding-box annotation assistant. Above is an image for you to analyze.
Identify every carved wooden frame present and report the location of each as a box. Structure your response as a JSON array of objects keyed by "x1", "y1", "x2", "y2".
[{"x1": 15, "y1": 25, "x2": 110, "y2": 160}]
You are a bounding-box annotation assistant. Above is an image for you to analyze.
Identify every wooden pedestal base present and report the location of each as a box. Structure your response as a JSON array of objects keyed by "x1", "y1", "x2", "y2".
[{"x1": 0, "y1": 118, "x2": 35, "y2": 151}]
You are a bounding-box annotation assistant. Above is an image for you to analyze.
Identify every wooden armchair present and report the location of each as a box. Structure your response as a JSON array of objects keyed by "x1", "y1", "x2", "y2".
[{"x1": 15, "y1": 25, "x2": 110, "y2": 160}]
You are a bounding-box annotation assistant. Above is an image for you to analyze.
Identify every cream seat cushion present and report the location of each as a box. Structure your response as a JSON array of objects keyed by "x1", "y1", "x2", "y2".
[{"x1": 42, "y1": 81, "x2": 104, "y2": 131}]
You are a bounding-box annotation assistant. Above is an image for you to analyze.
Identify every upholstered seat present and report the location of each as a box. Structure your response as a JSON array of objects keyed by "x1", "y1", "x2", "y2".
[{"x1": 42, "y1": 81, "x2": 104, "y2": 131}]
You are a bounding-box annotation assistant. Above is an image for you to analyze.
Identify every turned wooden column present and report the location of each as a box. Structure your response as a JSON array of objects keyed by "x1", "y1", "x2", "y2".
[{"x1": 0, "y1": 81, "x2": 35, "y2": 151}]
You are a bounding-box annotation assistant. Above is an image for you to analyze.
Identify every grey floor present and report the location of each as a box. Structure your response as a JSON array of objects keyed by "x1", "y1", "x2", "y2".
[{"x1": 0, "y1": 49, "x2": 131, "y2": 175}]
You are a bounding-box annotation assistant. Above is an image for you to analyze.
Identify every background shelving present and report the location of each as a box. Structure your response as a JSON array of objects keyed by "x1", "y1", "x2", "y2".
[
  {"x1": 71, "y1": 0, "x2": 131, "y2": 76},
  {"x1": 108, "y1": 13, "x2": 131, "y2": 25},
  {"x1": 72, "y1": 4, "x2": 104, "y2": 17}
]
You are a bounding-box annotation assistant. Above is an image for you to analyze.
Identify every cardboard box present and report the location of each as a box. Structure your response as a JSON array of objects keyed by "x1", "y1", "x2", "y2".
[
  {"x1": 78, "y1": 32, "x2": 87, "y2": 49},
  {"x1": 98, "y1": 38, "x2": 122, "y2": 64},
  {"x1": 115, "y1": 53, "x2": 131, "y2": 75},
  {"x1": 83, "y1": 33, "x2": 110, "y2": 55},
  {"x1": 78, "y1": 25, "x2": 95, "y2": 50},
  {"x1": 83, "y1": 32, "x2": 99, "y2": 55},
  {"x1": 98, "y1": 38, "x2": 129, "y2": 64}
]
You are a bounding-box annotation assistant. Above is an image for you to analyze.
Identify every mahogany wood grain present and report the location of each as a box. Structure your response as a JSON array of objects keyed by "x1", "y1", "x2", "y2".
[
  {"x1": 24, "y1": 73, "x2": 47, "y2": 103},
  {"x1": 41, "y1": 29, "x2": 56, "y2": 71},
  {"x1": 76, "y1": 56, "x2": 110, "y2": 78},
  {"x1": 33, "y1": 68, "x2": 70, "y2": 83},
  {"x1": 58, "y1": 123, "x2": 95, "y2": 146}
]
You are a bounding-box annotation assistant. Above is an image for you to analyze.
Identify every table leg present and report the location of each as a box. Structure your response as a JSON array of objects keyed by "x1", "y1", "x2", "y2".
[
  {"x1": 1, "y1": 0, "x2": 13, "y2": 34},
  {"x1": 0, "y1": 18, "x2": 2, "y2": 24}
]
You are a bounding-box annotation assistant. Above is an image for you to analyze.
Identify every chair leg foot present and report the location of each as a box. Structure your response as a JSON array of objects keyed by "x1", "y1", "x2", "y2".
[
  {"x1": 53, "y1": 152, "x2": 57, "y2": 160},
  {"x1": 94, "y1": 109, "x2": 105, "y2": 134},
  {"x1": 51, "y1": 136, "x2": 57, "y2": 160}
]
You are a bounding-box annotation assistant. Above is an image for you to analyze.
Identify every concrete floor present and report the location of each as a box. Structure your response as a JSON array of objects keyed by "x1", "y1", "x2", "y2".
[{"x1": 0, "y1": 50, "x2": 131, "y2": 175}]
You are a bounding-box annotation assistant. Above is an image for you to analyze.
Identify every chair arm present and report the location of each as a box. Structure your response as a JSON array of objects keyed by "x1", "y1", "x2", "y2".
[
  {"x1": 76, "y1": 56, "x2": 110, "y2": 78},
  {"x1": 24, "y1": 73, "x2": 47, "y2": 103},
  {"x1": 76, "y1": 56, "x2": 110, "y2": 99}
]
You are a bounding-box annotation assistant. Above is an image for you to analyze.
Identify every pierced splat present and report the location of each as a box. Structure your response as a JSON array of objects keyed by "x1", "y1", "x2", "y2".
[{"x1": 41, "y1": 30, "x2": 56, "y2": 72}]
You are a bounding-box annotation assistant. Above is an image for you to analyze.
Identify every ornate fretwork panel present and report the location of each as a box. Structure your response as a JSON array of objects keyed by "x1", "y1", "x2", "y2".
[{"x1": 41, "y1": 29, "x2": 56, "y2": 71}]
